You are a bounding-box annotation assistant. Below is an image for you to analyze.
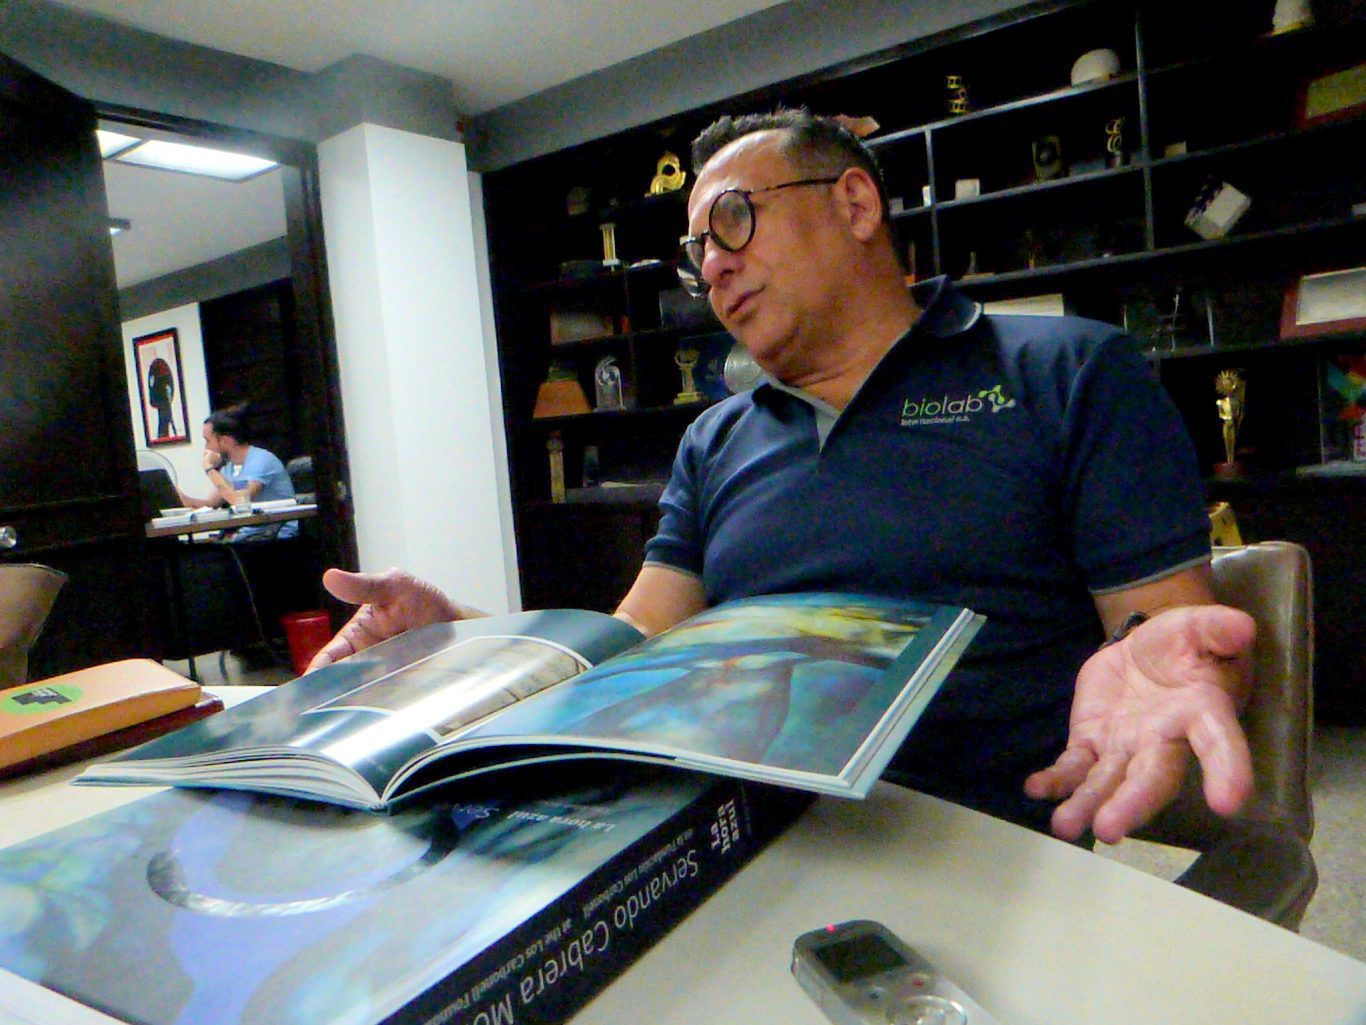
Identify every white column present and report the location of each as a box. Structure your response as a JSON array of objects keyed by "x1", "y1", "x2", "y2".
[{"x1": 318, "y1": 123, "x2": 519, "y2": 615}]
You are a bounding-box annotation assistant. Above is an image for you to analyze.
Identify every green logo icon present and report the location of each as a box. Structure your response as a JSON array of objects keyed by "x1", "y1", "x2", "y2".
[
  {"x1": 977, "y1": 384, "x2": 1016, "y2": 413},
  {"x1": 2, "y1": 684, "x2": 81, "y2": 715}
]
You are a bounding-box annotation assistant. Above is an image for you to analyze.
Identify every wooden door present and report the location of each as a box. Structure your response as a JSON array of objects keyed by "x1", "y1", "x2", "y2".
[{"x1": 0, "y1": 53, "x2": 152, "y2": 676}]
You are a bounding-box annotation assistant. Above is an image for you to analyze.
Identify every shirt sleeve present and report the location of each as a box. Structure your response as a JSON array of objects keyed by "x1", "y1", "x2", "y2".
[
  {"x1": 643, "y1": 424, "x2": 705, "y2": 577},
  {"x1": 1060, "y1": 333, "x2": 1211, "y2": 592},
  {"x1": 235, "y1": 448, "x2": 267, "y2": 485}
]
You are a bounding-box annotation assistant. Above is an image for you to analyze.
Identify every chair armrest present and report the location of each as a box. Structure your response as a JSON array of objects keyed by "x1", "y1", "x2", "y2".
[{"x1": 1173, "y1": 822, "x2": 1318, "y2": 930}]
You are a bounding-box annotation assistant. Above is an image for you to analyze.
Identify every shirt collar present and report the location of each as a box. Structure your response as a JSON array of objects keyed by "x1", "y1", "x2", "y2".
[{"x1": 909, "y1": 275, "x2": 982, "y2": 339}]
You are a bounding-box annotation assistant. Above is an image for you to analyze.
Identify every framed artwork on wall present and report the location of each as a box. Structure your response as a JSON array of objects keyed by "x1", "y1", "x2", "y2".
[
  {"x1": 133, "y1": 328, "x2": 190, "y2": 446},
  {"x1": 1280, "y1": 267, "x2": 1366, "y2": 339},
  {"x1": 1296, "y1": 61, "x2": 1366, "y2": 127}
]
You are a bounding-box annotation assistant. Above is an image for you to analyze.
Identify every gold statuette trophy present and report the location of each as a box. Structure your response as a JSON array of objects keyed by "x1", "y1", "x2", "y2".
[
  {"x1": 648, "y1": 152, "x2": 687, "y2": 196},
  {"x1": 673, "y1": 346, "x2": 704, "y2": 405},
  {"x1": 1214, "y1": 369, "x2": 1247, "y2": 479}
]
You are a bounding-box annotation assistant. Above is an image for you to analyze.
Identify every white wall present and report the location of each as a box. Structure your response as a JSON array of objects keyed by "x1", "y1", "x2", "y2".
[
  {"x1": 318, "y1": 123, "x2": 518, "y2": 615},
  {"x1": 120, "y1": 303, "x2": 209, "y2": 495},
  {"x1": 465, "y1": 170, "x2": 521, "y2": 608}
]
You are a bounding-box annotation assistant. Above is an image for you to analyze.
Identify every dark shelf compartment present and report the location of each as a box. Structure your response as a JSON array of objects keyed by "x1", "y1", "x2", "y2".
[
  {"x1": 1142, "y1": 2, "x2": 1366, "y2": 73},
  {"x1": 938, "y1": 170, "x2": 1147, "y2": 279},
  {"x1": 954, "y1": 214, "x2": 1365, "y2": 298},
  {"x1": 1148, "y1": 114, "x2": 1366, "y2": 172},
  {"x1": 523, "y1": 258, "x2": 676, "y2": 294},
  {"x1": 528, "y1": 481, "x2": 668, "y2": 510},
  {"x1": 543, "y1": 326, "x2": 681, "y2": 352},
  {"x1": 935, "y1": 163, "x2": 1142, "y2": 210},
  {"x1": 930, "y1": 72, "x2": 1141, "y2": 135},
  {"x1": 523, "y1": 400, "x2": 718, "y2": 429}
]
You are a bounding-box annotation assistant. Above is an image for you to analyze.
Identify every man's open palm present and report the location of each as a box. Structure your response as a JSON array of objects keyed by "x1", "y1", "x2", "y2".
[{"x1": 1025, "y1": 605, "x2": 1256, "y2": 844}]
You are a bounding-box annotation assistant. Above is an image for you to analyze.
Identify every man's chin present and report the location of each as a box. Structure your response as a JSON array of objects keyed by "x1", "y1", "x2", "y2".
[{"x1": 742, "y1": 346, "x2": 791, "y2": 383}]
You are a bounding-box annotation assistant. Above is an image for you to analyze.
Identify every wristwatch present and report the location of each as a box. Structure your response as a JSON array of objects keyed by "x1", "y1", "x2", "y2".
[{"x1": 1104, "y1": 610, "x2": 1149, "y2": 647}]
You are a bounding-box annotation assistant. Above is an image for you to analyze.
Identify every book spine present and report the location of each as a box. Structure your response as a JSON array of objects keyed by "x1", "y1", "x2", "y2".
[{"x1": 385, "y1": 780, "x2": 811, "y2": 1025}]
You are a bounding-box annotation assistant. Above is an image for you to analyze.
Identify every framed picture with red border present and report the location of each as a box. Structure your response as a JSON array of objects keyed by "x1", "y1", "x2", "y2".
[
  {"x1": 1281, "y1": 268, "x2": 1366, "y2": 339},
  {"x1": 1296, "y1": 61, "x2": 1366, "y2": 126},
  {"x1": 133, "y1": 328, "x2": 191, "y2": 446}
]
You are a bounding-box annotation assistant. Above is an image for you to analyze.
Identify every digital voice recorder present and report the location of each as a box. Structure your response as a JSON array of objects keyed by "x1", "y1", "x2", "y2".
[{"x1": 791, "y1": 919, "x2": 1002, "y2": 1025}]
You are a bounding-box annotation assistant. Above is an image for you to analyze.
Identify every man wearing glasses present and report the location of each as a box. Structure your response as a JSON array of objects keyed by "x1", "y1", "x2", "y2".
[{"x1": 312, "y1": 111, "x2": 1255, "y2": 845}]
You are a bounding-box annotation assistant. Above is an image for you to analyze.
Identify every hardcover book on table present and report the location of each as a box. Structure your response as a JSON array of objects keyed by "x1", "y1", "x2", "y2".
[
  {"x1": 76, "y1": 593, "x2": 983, "y2": 810},
  {"x1": 0, "y1": 771, "x2": 807, "y2": 1025},
  {"x1": 0, "y1": 659, "x2": 217, "y2": 778}
]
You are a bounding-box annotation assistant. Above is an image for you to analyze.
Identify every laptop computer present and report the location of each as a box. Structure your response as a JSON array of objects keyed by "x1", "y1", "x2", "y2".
[{"x1": 138, "y1": 468, "x2": 182, "y2": 521}]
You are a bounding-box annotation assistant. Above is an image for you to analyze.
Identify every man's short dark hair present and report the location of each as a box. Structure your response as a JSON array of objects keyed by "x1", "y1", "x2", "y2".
[
  {"x1": 205, "y1": 402, "x2": 252, "y2": 444},
  {"x1": 690, "y1": 108, "x2": 891, "y2": 219}
]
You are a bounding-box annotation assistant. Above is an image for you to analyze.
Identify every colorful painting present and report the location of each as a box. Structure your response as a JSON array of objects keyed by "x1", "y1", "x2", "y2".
[
  {"x1": 1321, "y1": 353, "x2": 1366, "y2": 462},
  {"x1": 134, "y1": 328, "x2": 191, "y2": 446},
  {"x1": 466, "y1": 593, "x2": 943, "y2": 778}
]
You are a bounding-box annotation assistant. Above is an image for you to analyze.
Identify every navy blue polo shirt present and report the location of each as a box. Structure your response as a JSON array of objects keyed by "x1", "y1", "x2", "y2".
[{"x1": 645, "y1": 277, "x2": 1210, "y2": 825}]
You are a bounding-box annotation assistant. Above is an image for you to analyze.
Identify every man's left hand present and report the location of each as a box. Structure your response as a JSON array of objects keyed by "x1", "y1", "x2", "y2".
[{"x1": 1023, "y1": 605, "x2": 1256, "y2": 844}]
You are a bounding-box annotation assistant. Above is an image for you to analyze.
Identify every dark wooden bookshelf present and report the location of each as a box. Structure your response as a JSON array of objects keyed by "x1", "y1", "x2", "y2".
[{"x1": 483, "y1": 0, "x2": 1366, "y2": 717}]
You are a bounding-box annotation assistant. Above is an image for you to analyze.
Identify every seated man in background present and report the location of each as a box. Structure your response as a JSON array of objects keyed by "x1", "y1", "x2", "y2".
[
  {"x1": 307, "y1": 110, "x2": 1255, "y2": 846},
  {"x1": 179, "y1": 403, "x2": 298, "y2": 542}
]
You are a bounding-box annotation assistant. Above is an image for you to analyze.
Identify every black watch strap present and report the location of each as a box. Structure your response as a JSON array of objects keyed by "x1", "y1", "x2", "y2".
[{"x1": 1105, "y1": 610, "x2": 1149, "y2": 647}]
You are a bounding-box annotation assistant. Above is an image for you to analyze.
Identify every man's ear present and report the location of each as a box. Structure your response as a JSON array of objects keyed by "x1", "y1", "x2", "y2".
[{"x1": 832, "y1": 166, "x2": 885, "y2": 242}]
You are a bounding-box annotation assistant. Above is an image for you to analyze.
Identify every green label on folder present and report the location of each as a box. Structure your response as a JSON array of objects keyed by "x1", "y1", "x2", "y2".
[{"x1": 2, "y1": 684, "x2": 81, "y2": 715}]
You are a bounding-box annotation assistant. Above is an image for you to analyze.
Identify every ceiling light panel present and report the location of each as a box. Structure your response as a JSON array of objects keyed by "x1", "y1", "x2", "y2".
[
  {"x1": 112, "y1": 139, "x2": 278, "y2": 182},
  {"x1": 96, "y1": 129, "x2": 141, "y2": 158}
]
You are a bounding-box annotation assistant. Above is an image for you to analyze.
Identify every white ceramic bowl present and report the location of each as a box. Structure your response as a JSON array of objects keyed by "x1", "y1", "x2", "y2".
[{"x1": 1071, "y1": 48, "x2": 1120, "y2": 85}]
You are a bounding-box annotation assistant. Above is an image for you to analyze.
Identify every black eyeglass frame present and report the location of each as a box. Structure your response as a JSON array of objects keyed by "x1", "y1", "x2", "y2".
[{"x1": 676, "y1": 175, "x2": 843, "y2": 298}]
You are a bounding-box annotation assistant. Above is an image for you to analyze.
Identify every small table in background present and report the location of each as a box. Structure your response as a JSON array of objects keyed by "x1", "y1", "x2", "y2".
[{"x1": 146, "y1": 506, "x2": 319, "y2": 679}]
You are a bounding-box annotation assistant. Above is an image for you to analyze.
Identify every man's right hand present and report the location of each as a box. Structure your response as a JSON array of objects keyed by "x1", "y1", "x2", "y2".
[{"x1": 306, "y1": 568, "x2": 477, "y2": 671}]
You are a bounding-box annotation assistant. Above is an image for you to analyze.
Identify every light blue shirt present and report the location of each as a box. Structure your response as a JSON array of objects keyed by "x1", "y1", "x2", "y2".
[{"x1": 223, "y1": 446, "x2": 297, "y2": 540}]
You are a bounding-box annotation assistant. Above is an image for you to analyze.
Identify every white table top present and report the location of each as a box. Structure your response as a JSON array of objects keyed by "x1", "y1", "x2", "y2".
[
  {"x1": 578, "y1": 784, "x2": 1366, "y2": 1025},
  {"x1": 4, "y1": 686, "x2": 1365, "y2": 1025}
]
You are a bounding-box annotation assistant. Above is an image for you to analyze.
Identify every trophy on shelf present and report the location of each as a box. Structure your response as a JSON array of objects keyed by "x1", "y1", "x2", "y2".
[
  {"x1": 945, "y1": 74, "x2": 970, "y2": 116},
  {"x1": 565, "y1": 185, "x2": 592, "y2": 216},
  {"x1": 594, "y1": 356, "x2": 625, "y2": 412},
  {"x1": 648, "y1": 151, "x2": 687, "y2": 196},
  {"x1": 547, "y1": 430, "x2": 566, "y2": 503},
  {"x1": 532, "y1": 361, "x2": 591, "y2": 419},
  {"x1": 673, "y1": 346, "x2": 704, "y2": 405},
  {"x1": 600, "y1": 221, "x2": 622, "y2": 269},
  {"x1": 1032, "y1": 134, "x2": 1064, "y2": 181},
  {"x1": 1105, "y1": 117, "x2": 1127, "y2": 167},
  {"x1": 1157, "y1": 285, "x2": 1192, "y2": 350},
  {"x1": 1214, "y1": 369, "x2": 1248, "y2": 479},
  {"x1": 1272, "y1": 0, "x2": 1314, "y2": 34}
]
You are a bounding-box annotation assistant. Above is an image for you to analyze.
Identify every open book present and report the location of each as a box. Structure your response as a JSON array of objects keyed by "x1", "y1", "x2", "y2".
[{"x1": 78, "y1": 592, "x2": 983, "y2": 811}]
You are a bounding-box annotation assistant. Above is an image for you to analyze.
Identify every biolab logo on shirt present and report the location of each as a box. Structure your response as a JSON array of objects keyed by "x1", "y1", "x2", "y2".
[
  {"x1": 900, "y1": 383, "x2": 1016, "y2": 426},
  {"x1": 2, "y1": 683, "x2": 80, "y2": 715}
]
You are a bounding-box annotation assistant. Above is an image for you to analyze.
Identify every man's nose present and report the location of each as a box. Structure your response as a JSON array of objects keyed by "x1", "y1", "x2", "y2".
[{"x1": 701, "y1": 238, "x2": 740, "y2": 287}]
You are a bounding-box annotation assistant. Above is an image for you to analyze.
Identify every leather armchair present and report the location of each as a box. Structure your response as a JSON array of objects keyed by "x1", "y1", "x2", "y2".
[
  {"x1": 0, "y1": 563, "x2": 67, "y2": 690},
  {"x1": 1134, "y1": 541, "x2": 1316, "y2": 929}
]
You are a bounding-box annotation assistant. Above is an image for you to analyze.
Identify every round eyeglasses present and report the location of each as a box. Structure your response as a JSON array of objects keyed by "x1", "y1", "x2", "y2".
[{"x1": 676, "y1": 176, "x2": 842, "y2": 298}]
